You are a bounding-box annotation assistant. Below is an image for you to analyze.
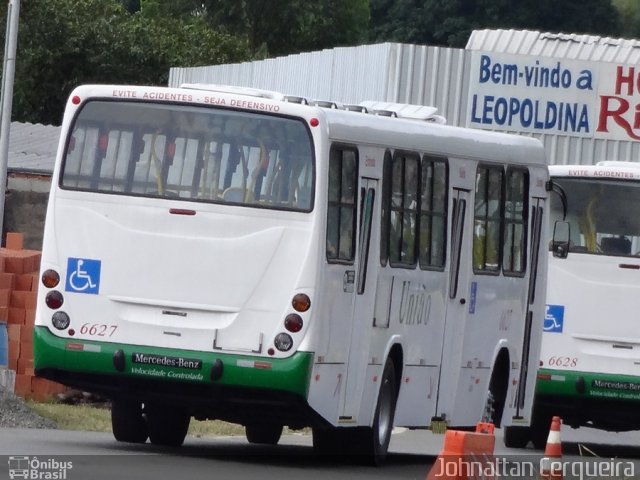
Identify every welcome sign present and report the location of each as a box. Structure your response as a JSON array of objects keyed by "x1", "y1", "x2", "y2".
[{"x1": 467, "y1": 50, "x2": 640, "y2": 142}]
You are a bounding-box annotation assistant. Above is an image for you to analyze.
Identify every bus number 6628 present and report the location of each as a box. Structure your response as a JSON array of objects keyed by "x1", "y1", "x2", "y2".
[{"x1": 547, "y1": 356, "x2": 578, "y2": 367}]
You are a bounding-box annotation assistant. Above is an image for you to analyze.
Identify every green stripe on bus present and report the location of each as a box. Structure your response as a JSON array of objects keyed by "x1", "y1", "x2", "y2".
[
  {"x1": 33, "y1": 326, "x2": 313, "y2": 397},
  {"x1": 536, "y1": 368, "x2": 640, "y2": 401}
]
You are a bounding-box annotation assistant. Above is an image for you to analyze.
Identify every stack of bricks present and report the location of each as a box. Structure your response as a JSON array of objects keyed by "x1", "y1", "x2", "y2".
[{"x1": 3, "y1": 232, "x2": 66, "y2": 401}]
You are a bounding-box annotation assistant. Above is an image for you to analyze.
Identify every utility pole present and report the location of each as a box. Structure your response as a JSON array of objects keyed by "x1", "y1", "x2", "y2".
[{"x1": 0, "y1": 0, "x2": 20, "y2": 245}]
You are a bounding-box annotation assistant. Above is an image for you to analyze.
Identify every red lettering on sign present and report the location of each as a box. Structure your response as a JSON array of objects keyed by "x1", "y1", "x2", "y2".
[{"x1": 597, "y1": 95, "x2": 640, "y2": 141}]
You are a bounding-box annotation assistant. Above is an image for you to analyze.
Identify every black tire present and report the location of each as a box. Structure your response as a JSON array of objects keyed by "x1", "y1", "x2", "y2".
[
  {"x1": 245, "y1": 423, "x2": 283, "y2": 445},
  {"x1": 312, "y1": 427, "x2": 338, "y2": 455},
  {"x1": 358, "y1": 358, "x2": 398, "y2": 466},
  {"x1": 487, "y1": 366, "x2": 508, "y2": 428},
  {"x1": 111, "y1": 400, "x2": 148, "y2": 444},
  {"x1": 146, "y1": 404, "x2": 190, "y2": 447},
  {"x1": 503, "y1": 425, "x2": 530, "y2": 449},
  {"x1": 529, "y1": 407, "x2": 553, "y2": 450}
]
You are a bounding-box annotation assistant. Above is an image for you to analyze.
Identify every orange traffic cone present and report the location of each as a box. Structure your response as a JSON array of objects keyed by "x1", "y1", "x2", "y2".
[{"x1": 539, "y1": 416, "x2": 563, "y2": 480}]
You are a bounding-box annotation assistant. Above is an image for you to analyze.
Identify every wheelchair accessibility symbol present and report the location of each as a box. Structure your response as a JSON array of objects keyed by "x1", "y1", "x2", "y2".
[
  {"x1": 544, "y1": 304, "x2": 564, "y2": 333},
  {"x1": 65, "y1": 258, "x2": 101, "y2": 294}
]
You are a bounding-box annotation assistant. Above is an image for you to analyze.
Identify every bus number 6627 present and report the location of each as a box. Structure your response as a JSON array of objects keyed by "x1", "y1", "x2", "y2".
[{"x1": 79, "y1": 323, "x2": 118, "y2": 337}]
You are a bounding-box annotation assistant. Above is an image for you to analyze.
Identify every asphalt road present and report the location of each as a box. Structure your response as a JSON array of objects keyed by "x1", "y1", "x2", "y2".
[{"x1": 1, "y1": 426, "x2": 640, "y2": 480}]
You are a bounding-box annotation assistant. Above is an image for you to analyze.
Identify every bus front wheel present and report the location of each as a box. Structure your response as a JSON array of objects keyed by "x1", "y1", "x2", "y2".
[{"x1": 111, "y1": 399, "x2": 148, "y2": 443}]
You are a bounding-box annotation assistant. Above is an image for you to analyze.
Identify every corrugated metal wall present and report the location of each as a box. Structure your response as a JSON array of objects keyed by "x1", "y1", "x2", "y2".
[
  {"x1": 169, "y1": 43, "x2": 468, "y2": 128},
  {"x1": 169, "y1": 30, "x2": 640, "y2": 165}
]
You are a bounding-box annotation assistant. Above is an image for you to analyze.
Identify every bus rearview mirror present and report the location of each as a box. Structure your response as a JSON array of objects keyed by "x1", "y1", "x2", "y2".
[{"x1": 552, "y1": 220, "x2": 570, "y2": 259}]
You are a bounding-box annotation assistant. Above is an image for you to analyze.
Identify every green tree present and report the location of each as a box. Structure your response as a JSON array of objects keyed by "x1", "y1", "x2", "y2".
[
  {"x1": 613, "y1": 0, "x2": 640, "y2": 38},
  {"x1": 370, "y1": 0, "x2": 622, "y2": 48},
  {"x1": 2, "y1": 0, "x2": 250, "y2": 125},
  {"x1": 203, "y1": 0, "x2": 370, "y2": 56}
]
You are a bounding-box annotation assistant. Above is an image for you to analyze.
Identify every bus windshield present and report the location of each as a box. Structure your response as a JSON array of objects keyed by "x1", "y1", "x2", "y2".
[
  {"x1": 551, "y1": 176, "x2": 640, "y2": 256},
  {"x1": 61, "y1": 100, "x2": 314, "y2": 211}
]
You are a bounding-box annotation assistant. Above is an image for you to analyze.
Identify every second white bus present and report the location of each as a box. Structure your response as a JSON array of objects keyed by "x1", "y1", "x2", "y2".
[
  {"x1": 34, "y1": 84, "x2": 549, "y2": 463},
  {"x1": 511, "y1": 161, "x2": 640, "y2": 448}
]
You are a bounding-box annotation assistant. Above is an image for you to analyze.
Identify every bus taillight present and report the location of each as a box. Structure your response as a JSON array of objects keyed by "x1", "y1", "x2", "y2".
[
  {"x1": 41, "y1": 269, "x2": 60, "y2": 288},
  {"x1": 51, "y1": 311, "x2": 70, "y2": 330},
  {"x1": 45, "y1": 291, "x2": 64, "y2": 309},
  {"x1": 284, "y1": 314, "x2": 303, "y2": 333},
  {"x1": 291, "y1": 294, "x2": 310, "y2": 312},
  {"x1": 274, "y1": 333, "x2": 293, "y2": 352}
]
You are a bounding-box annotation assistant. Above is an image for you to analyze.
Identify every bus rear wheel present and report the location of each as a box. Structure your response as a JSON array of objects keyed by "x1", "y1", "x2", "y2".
[
  {"x1": 145, "y1": 403, "x2": 190, "y2": 447},
  {"x1": 245, "y1": 423, "x2": 283, "y2": 445},
  {"x1": 111, "y1": 399, "x2": 148, "y2": 444},
  {"x1": 358, "y1": 358, "x2": 398, "y2": 466}
]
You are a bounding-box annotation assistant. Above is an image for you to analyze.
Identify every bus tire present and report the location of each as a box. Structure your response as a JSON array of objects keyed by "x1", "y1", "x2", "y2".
[
  {"x1": 312, "y1": 427, "x2": 338, "y2": 456},
  {"x1": 487, "y1": 355, "x2": 509, "y2": 427},
  {"x1": 359, "y1": 358, "x2": 398, "y2": 466},
  {"x1": 503, "y1": 425, "x2": 530, "y2": 448},
  {"x1": 529, "y1": 407, "x2": 552, "y2": 450},
  {"x1": 111, "y1": 400, "x2": 148, "y2": 444},
  {"x1": 146, "y1": 404, "x2": 190, "y2": 447},
  {"x1": 245, "y1": 423, "x2": 283, "y2": 445}
]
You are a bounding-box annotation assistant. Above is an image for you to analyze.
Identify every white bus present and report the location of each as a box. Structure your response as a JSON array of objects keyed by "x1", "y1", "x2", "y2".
[
  {"x1": 33, "y1": 84, "x2": 548, "y2": 463},
  {"x1": 512, "y1": 161, "x2": 640, "y2": 448}
]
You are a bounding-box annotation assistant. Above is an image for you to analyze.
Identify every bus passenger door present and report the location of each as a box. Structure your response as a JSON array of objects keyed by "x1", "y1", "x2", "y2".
[
  {"x1": 516, "y1": 198, "x2": 545, "y2": 415},
  {"x1": 342, "y1": 177, "x2": 379, "y2": 421},
  {"x1": 436, "y1": 188, "x2": 472, "y2": 420}
]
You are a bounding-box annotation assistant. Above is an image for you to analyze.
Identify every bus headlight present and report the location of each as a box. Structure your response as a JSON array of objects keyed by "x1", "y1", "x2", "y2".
[
  {"x1": 45, "y1": 291, "x2": 64, "y2": 309},
  {"x1": 274, "y1": 333, "x2": 293, "y2": 352},
  {"x1": 51, "y1": 311, "x2": 70, "y2": 330}
]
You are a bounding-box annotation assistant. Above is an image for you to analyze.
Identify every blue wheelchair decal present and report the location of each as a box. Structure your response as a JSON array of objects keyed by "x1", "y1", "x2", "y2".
[
  {"x1": 544, "y1": 304, "x2": 564, "y2": 333},
  {"x1": 65, "y1": 258, "x2": 101, "y2": 294}
]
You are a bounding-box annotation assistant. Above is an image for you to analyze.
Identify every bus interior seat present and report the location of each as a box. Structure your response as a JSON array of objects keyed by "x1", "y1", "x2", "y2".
[
  {"x1": 601, "y1": 236, "x2": 631, "y2": 255},
  {"x1": 222, "y1": 187, "x2": 251, "y2": 203},
  {"x1": 222, "y1": 187, "x2": 244, "y2": 202}
]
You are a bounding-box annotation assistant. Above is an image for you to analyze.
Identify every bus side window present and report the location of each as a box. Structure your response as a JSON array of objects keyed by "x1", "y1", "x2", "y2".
[
  {"x1": 503, "y1": 168, "x2": 529, "y2": 275},
  {"x1": 419, "y1": 156, "x2": 448, "y2": 270},
  {"x1": 473, "y1": 165, "x2": 504, "y2": 272},
  {"x1": 326, "y1": 146, "x2": 358, "y2": 263},
  {"x1": 380, "y1": 150, "x2": 392, "y2": 266},
  {"x1": 389, "y1": 151, "x2": 420, "y2": 267}
]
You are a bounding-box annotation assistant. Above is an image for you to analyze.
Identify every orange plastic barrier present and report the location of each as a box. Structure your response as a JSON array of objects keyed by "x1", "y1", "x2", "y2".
[{"x1": 425, "y1": 423, "x2": 496, "y2": 480}]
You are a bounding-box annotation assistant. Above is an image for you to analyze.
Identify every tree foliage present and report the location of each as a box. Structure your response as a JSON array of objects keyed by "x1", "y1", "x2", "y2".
[
  {"x1": 4, "y1": 0, "x2": 250, "y2": 125},
  {"x1": 613, "y1": 0, "x2": 640, "y2": 38},
  {"x1": 370, "y1": 0, "x2": 622, "y2": 47}
]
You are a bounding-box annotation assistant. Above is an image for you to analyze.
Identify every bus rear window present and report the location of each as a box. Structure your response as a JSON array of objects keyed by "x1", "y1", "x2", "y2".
[{"x1": 61, "y1": 100, "x2": 315, "y2": 211}]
